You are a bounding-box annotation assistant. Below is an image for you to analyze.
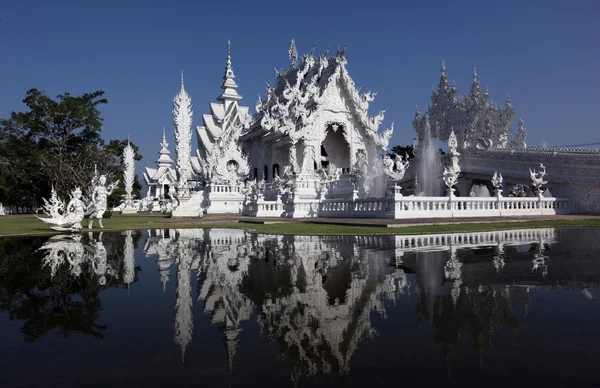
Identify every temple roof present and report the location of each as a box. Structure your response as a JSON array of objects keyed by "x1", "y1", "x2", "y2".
[
  {"x1": 156, "y1": 129, "x2": 174, "y2": 167},
  {"x1": 143, "y1": 166, "x2": 177, "y2": 185},
  {"x1": 194, "y1": 41, "x2": 251, "y2": 178},
  {"x1": 243, "y1": 42, "x2": 393, "y2": 150},
  {"x1": 217, "y1": 40, "x2": 242, "y2": 102}
]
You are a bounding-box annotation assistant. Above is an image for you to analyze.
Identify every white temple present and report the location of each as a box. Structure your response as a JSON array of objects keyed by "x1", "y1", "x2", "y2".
[
  {"x1": 143, "y1": 130, "x2": 177, "y2": 210},
  {"x1": 141, "y1": 39, "x2": 600, "y2": 217}
]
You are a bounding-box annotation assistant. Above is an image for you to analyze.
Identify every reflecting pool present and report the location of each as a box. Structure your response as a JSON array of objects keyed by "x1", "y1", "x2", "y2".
[{"x1": 1, "y1": 227, "x2": 600, "y2": 387}]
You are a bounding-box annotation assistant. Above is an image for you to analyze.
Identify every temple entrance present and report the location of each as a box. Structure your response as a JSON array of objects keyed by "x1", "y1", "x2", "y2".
[{"x1": 321, "y1": 124, "x2": 350, "y2": 171}]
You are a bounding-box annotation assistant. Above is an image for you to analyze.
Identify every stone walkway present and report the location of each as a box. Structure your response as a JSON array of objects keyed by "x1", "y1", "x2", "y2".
[{"x1": 164, "y1": 213, "x2": 600, "y2": 228}]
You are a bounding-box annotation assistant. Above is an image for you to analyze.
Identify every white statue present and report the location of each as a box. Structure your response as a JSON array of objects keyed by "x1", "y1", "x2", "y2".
[
  {"x1": 529, "y1": 163, "x2": 548, "y2": 193},
  {"x1": 382, "y1": 154, "x2": 410, "y2": 182},
  {"x1": 37, "y1": 187, "x2": 86, "y2": 232},
  {"x1": 491, "y1": 171, "x2": 503, "y2": 190},
  {"x1": 88, "y1": 175, "x2": 119, "y2": 229},
  {"x1": 0, "y1": 202, "x2": 5, "y2": 216}
]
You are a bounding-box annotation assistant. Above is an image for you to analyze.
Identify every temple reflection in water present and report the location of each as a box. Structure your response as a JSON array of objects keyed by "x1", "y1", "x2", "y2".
[{"x1": 28, "y1": 227, "x2": 600, "y2": 382}]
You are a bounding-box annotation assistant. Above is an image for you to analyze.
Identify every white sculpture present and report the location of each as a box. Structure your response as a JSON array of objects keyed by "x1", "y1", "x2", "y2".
[
  {"x1": 37, "y1": 187, "x2": 86, "y2": 232},
  {"x1": 288, "y1": 38, "x2": 298, "y2": 65},
  {"x1": 173, "y1": 71, "x2": 193, "y2": 190},
  {"x1": 0, "y1": 202, "x2": 5, "y2": 216},
  {"x1": 442, "y1": 130, "x2": 461, "y2": 195},
  {"x1": 491, "y1": 171, "x2": 503, "y2": 190},
  {"x1": 529, "y1": 163, "x2": 548, "y2": 194},
  {"x1": 491, "y1": 170, "x2": 503, "y2": 196},
  {"x1": 88, "y1": 175, "x2": 119, "y2": 229},
  {"x1": 382, "y1": 153, "x2": 410, "y2": 182},
  {"x1": 122, "y1": 140, "x2": 137, "y2": 213}
]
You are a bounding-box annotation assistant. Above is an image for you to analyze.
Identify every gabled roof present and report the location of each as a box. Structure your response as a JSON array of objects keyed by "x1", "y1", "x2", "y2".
[{"x1": 244, "y1": 45, "x2": 392, "y2": 150}]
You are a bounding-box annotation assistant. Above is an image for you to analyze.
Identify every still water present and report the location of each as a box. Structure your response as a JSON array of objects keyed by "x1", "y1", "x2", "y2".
[{"x1": 1, "y1": 227, "x2": 600, "y2": 387}]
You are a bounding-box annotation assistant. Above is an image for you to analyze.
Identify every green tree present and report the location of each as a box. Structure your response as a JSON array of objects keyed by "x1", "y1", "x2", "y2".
[{"x1": 0, "y1": 89, "x2": 143, "y2": 210}]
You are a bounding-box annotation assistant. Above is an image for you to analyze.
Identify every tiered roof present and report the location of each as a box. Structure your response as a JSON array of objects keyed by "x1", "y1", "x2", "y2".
[{"x1": 143, "y1": 130, "x2": 177, "y2": 188}]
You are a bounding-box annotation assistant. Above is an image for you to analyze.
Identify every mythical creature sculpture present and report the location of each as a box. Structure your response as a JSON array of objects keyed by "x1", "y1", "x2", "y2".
[
  {"x1": 382, "y1": 154, "x2": 410, "y2": 182},
  {"x1": 37, "y1": 187, "x2": 86, "y2": 232},
  {"x1": 442, "y1": 168, "x2": 459, "y2": 191},
  {"x1": 491, "y1": 171, "x2": 503, "y2": 190},
  {"x1": 88, "y1": 175, "x2": 119, "y2": 229},
  {"x1": 529, "y1": 163, "x2": 548, "y2": 193}
]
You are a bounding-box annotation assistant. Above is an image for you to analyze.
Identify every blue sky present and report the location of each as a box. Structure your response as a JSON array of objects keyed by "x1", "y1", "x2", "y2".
[{"x1": 1, "y1": 0, "x2": 599, "y2": 171}]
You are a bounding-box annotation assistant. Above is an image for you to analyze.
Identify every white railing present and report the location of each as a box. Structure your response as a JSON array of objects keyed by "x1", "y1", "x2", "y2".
[
  {"x1": 319, "y1": 196, "x2": 570, "y2": 219},
  {"x1": 244, "y1": 199, "x2": 287, "y2": 217},
  {"x1": 243, "y1": 192, "x2": 570, "y2": 219},
  {"x1": 208, "y1": 184, "x2": 243, "y2": 194}
]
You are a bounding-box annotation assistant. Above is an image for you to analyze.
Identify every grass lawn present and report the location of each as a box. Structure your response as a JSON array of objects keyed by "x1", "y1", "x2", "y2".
[{"x1": 1, "y1": 214, "x2": 600, "y2": 237}]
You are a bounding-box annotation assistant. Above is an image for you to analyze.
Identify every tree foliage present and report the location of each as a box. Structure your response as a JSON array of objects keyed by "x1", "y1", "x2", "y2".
[
  {"x1": 0, "y1": 233, "x2": 143, "y2": 342},
  {"x1": 388, "y1": 144, "x2": 416, "y2": 159},
  {"x1": 0, "y1": 89, "x2": 143, "y2": 210}
]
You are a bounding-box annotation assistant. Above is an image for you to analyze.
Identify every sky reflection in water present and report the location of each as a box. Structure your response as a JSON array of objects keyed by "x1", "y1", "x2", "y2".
[{"x1": 1, "y1": 227, "x2": 600, "y2": 387}]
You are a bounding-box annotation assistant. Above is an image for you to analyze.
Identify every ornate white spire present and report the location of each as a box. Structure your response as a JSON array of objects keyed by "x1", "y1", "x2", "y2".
[
  {"x1": 469, "y1": 67, "x2": 481, "y2": 103},
  {"x1": 123, "y1": 141, "x2": 135, "y2": 207},
  {"x1": 218, "y1": 40, "x2": 242, "y2": 102},
  {"x1": 173, "y1": 72, "x2": 193, "y2": 186},
  {"x1": 289, "y1": 38, "x2": 298, "y2": 65},
  {"x1": 438, "y1": 60, "x2": 449, "y2": 92}
]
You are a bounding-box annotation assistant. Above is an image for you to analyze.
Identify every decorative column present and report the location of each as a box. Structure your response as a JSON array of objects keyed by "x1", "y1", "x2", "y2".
[
  {"x1": 122, "y1": 141, "x2": 137, "y2": 214},
  {"x1": 171, "y1": 72, "x2": 203, "y2": 217},
  {"x1": 443, "y1": 131, "x2": 461, "y2": 199},
  {"x1": 491, "y1": 171, "x2": 503, "y2": 215},
  {"x1": 173, "y1": 71, "x2": 193, "y2": 197}
]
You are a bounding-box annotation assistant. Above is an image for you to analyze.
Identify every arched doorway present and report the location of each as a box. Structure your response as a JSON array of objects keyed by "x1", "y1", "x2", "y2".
[{"x1": 321, "y1": 123, "x2": 350, "y2": 171}]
